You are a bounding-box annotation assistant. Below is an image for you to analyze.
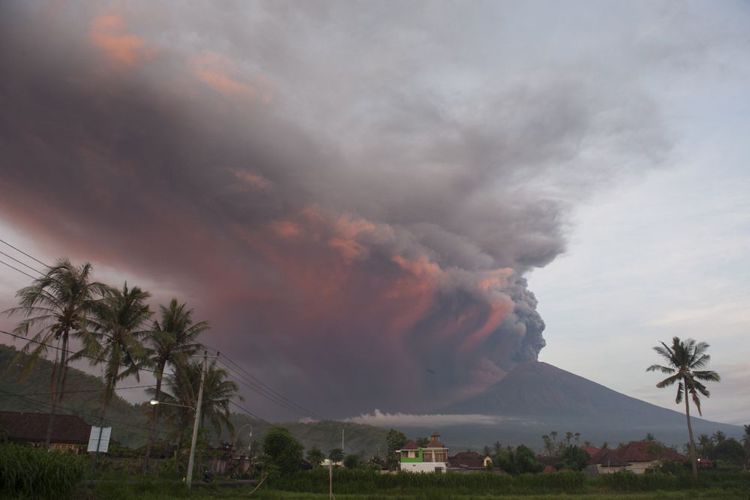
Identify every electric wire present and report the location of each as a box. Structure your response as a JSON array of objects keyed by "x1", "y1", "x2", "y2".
[
  {"x1": 0, "y1": 237, "x2": 50, "y2": 267},
  {"x1": 0, "y1": 238, "x2": 323, "y2": 427}
]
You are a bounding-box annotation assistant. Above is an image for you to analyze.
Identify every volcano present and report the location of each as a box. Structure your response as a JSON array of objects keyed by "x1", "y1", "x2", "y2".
[{"x1": 405, "y1": 362, "x2": 742, "y2": 448}]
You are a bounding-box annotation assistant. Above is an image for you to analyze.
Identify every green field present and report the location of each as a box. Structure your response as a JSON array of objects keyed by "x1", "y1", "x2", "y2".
[{"x1": 75, "y1": 470, "x2": 750, "y2": 500}]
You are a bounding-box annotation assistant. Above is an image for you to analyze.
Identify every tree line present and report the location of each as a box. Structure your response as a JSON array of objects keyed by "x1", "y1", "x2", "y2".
[{"x1": 3, "y1": 258, "x2": 238, "y2": 472}]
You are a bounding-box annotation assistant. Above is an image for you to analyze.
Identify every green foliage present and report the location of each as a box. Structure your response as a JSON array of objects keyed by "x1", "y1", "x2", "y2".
[
  {"x1": 558, "y1": 444, "x2": 590, "y2": 471},
  {"x1": 0, "y1": 345, "x2": 149, "y2": 448},
  {"x1": 271, "y1": 468, "x2": 585, "y2": 495},
  {"x1": 0, "y1": 443, "x2": 84, "y2": 499},
  {"x1": 494, "y1": 444, "x2": 543, "y2": 474},
  {"x1": 306, "y1": 445, "x2": 324, "y2": 467},
  {"x1": 263, "y1": 426, "x2": 303, "y2": 475},
  {"x1": 541, "y1": 430, "x2": 580, "y2": 457},
  {"x1": 713, "y1": 438, "x2": 745, "y2": 466},
  {"x1": 343, "y1": 453, "x2": 361, "y2": 469},
  {"x1": 328, "y1": 447, "x2": 344, "y2": 462},
  {"x1": 385, "y1": 428, "x2": 406, "y2": 470},
  {"x1": 85, "y1": 283, "x2": 152, "y2": 414}
]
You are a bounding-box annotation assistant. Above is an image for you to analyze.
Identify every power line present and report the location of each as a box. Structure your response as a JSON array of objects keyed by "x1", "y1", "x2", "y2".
[
  {"x1": 0, "y1": 237, "x2": 50, "y2": 268},
  {"x1": 19, "y1": 384, "x2": 157, "y2": 397},
  {"x1": 228, "y1": 399, "x2": 269, "y2": 424},
  {"x1": 0, "y1": 239, "x2": 321, "y2": 424},
  {"x1": 0, "y1": 249, "x2": 44, "y2": 276},
  {"x1": 0, "y1": 329, "x2": 159, "y2": 374},
  {"x1": 215, "y1": 350, "x2": 324, "y2": 420},
  {"x1": 0, "y1": 258, "x2": 37, "y2": 280}
]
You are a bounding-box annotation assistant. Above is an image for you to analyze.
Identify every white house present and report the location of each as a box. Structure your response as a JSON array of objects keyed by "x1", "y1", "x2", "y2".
[{"x1": 397, "y1": 433, "x2": 449, "y2": 473}]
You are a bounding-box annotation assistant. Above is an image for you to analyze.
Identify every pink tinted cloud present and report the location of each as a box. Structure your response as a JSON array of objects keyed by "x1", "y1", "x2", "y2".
[
  {"x1": 191, "y1": 51, "x2": 272, "y2": 102},
  {"x1": 89, "y1": 14, "x2": 150, "y2": 67}
]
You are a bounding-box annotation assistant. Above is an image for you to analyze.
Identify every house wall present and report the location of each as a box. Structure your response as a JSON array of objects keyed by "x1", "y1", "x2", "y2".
[
  {"x1": 625, "y1": 461, "x2": 660, "y2": 474},
  {"x1": 400, "y1": 461, "x2": 448, "y2": 473},
  {"x1": 596, "y1": 460, "x2": 660, "y2": 475}
]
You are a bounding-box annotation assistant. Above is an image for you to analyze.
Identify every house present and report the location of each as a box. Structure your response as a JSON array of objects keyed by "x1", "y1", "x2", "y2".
[
  {"x1": 589, "y1": 440, "x2": 684, "y2": 474},
  {"x1": 0, "y1": 411, "x2": 91, "y2": 453},
  {"x1": 397, "y1": 433, "x2": 449, "y2": 473},
  {"x1": 448, "y1": 451, "x2": 485, "y2": 471}
]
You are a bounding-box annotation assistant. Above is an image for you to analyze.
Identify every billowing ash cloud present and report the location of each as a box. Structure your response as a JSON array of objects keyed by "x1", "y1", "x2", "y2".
[{"x1": 0, "y1": 1, "x2": 671, "y2": 417}]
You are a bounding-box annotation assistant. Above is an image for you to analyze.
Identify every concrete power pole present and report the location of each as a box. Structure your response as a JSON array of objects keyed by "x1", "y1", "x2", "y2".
[{"x1": 186, "y1": 351, "x2": 208, "y2": 489}]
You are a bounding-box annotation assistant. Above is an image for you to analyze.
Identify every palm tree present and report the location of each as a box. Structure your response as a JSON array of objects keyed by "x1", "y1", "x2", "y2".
[
  {"x1": 4, "y1": 259, "x2": 108, "y2": 447},
  {"x1": 142, "y1": 299, "x2": 207, "y2": 471},
  {"x1": 83, "y1": 283, "x2": 151, "y2": 425},
  {"x1": 647, "y1": 337, "x2": 720, "y2": 477},
  {"x1": 149, "y1": 359, "x2": 238, "y2": 458}
]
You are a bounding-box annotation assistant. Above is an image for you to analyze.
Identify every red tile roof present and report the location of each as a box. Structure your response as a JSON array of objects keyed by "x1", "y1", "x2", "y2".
[
  {"x1": 582, "y1": 446, "x2": 601, "y2": 457},
  {"x1": 448, "y1": 451, "x2": 484, "y2": 469},
  {"x1": 590, "y1": 441, "x2": 684, "y2": 466},
  {"x1": 401, "y1": 440, "x2": 419, "y2": 450},
  {"x1": 0, "y1": 411, "x2": 91, "y2": 445},
  {"x1": 425, "y1": 433, "x2": 445, "y2": 448}
]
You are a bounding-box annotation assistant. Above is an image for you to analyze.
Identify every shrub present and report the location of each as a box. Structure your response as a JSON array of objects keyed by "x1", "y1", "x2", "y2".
[
  {"x1": 0, "y1": 443, "x2": 85, "y2": 499},
  {"x1": 263, "y1": 427, "x2": 303, "y2": 475}
]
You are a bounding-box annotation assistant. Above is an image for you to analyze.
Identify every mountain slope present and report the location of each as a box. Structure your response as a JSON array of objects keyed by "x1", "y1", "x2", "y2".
[
  {"x1": 0, "y1": 344, "x2": 149, "y2": 447},
  {"x1": 432, "y1": 361, "x2": 742, "y2": 448}
]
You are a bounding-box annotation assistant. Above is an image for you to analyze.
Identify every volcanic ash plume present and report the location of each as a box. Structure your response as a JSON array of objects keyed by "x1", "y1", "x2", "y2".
[{"x1": 0, "y1": 1, "x2": 668, "y2": 416}]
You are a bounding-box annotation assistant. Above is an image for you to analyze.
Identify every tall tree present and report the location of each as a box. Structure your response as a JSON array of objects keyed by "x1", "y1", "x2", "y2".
[
  {"x1": 83, "y1": 283, "x2": 151, "y2": 423},
  {"x1": 385, "y1": 429, "x2": 407, "y2": 470},
  {"x1": 4, "y1": 259, "x2": 108, "y2": 447},
  {"x1": 142, "y1": 299, "x2": 207, "y2": 471},
  {"x1": 647, "y1": 336, "x2": 720, "y2": 477},
  {"x1": 152, "y1": 359, "x2": 238, "y2": 452},
  {"x1": 263, "y1": 427, "x2": 303, "y2": 475}
]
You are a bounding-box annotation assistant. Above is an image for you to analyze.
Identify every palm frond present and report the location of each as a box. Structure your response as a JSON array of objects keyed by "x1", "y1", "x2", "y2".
[
  {"x1": 656, "y1": 373, "x2": 681, "y2": 388},
  {"x1": 646, "y1": 364, "x2": 675, "y2": 374},
  {"x1": 692, "y1": 370, "x2": 720, "y2": 382}
]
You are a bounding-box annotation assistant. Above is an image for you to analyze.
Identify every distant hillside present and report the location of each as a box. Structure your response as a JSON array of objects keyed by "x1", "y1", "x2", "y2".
[
  {"x1": 427, "y1": 361, "x2": 743, "y2": 449},
  {"x1": 0, "y1": 344, "x2": 149, "y2": 447},
  {"x1": 224, "y1": 414, "x2": 389, "y2": 458},
  {"x1": 0, "y1": 344, "x2": 391, "y2": 456}
]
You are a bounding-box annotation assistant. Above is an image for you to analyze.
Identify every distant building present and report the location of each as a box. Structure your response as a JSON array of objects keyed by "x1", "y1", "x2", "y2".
[
  {"x1": 589, "y1": 440, "x2": 684, "y2": 474},
  {"x1": 448, "y1": 450, "x2": 490, "y2": 472},
  {"x1": 0, "y1": 411, "x2": 91, "y2": 453},
  {"x1": 397, "y1": 433, "x2": 449, "y2": 473}
]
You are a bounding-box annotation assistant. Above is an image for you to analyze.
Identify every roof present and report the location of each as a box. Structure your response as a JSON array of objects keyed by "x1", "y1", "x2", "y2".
[
  {"x1": 582, "y1": 446, "x2": 601, "y2": 457},
  {"x1": 0, "y1": 411, "x2": 91, "y2": 445},
  {"x1": 590, "y1": 441, "x2": 684, "y2": 466},
  {"x1": 401, "y1": 440, "x2": 419, "y2": 450},
  {"x1": 425, "y1": 433, "x2": 445, "y2": 448},
  {"x1": 448, "y1": 451, "x2": 484, "y2": 469}
]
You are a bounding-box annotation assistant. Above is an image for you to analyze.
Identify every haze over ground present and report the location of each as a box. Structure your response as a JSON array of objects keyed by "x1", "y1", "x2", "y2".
[{"x1": 0, "y1": 1, "x2": 748, "y2": 425}]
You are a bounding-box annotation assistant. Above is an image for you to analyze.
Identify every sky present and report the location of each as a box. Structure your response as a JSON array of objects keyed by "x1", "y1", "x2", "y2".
[{"x1": 0, "y1": 0, "x2": 748, "y2": 424}]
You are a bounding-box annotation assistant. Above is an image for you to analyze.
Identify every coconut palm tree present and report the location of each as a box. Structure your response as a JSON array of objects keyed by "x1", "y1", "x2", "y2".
[
  {"x1": 142, "y1": 300, "x2": 207, "y2": 470},
  {"x1": 83, "y1": 283, "x2": 151, "y2": 424},
  {"x1": 149, "y1": 359, "x2": 238, "y2": 458},
  {"x1": 4, "y1": 259, "x2": 108, "y2": 447},
  {"x1": 647, "y1": 336, "x2": 720, "y2": 477}
]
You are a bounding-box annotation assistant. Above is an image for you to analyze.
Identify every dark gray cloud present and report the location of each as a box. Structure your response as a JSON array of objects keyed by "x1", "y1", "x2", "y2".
[{"x1": 0, "y1": 0, "x2": 684, "y2": 417}]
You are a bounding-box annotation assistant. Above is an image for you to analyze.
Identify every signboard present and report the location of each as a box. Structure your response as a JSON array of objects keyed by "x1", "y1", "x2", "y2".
[{"x1": 87, "y1": 426, "x2": 112, "y2": 453}]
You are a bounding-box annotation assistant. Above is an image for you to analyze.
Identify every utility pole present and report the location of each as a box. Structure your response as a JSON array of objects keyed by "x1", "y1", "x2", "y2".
[
  {"x1": 341, "y1": 428, "x2": 345, "y2": 454},
  {"x1": 186, "y1": 350, "x2": 207, "y2": 489},
  {"x1": 328, "y1": 461, "x2": 333, "y2": 500}
]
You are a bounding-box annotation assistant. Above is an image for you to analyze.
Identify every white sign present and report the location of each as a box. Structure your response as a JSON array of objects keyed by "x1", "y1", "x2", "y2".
[{"x1": 87, "y1": 426, "x2": 112, "y2": 453}]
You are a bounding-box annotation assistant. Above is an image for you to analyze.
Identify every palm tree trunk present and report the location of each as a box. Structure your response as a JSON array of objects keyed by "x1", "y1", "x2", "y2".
[
  {"x1": 143, "y1": 360, "x2": 165, "y2": 473},
  {"x1": 684, "y1": 378, "x2": 698, "y2": 478},
  {"x1": 45, "y1": 333, "x2": 68, "y2": 448}
]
